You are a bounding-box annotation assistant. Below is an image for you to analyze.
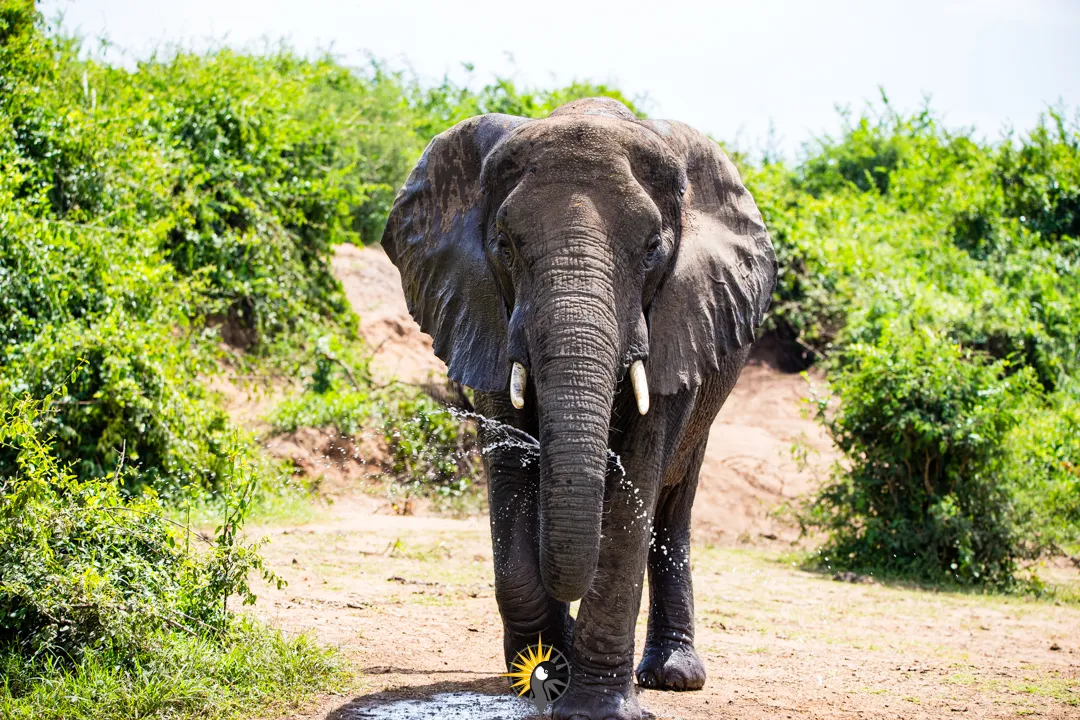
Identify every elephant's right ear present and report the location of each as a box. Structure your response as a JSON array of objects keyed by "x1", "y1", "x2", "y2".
[{"x1": 381, "y1": 114, "x2": 528, "y2": 392}]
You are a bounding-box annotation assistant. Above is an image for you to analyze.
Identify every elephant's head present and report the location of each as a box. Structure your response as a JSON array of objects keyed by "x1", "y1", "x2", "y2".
[{"x1": 382, "y1": 98, "x2": 776, "y2": 601}]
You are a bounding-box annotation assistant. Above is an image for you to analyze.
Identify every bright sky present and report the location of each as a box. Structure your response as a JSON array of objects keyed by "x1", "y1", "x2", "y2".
[{"x1": 42, "y1": 0, "x2": 1080, "y2": 158}]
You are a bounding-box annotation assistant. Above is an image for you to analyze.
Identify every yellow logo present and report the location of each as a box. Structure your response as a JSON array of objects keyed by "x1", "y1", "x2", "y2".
[{"x1": 502, "y1": 636, "x2": 571, "y2": 712}]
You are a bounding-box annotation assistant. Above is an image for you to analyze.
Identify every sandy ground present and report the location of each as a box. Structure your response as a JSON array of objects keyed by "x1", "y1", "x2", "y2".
[
  {"x1": 254, "y1": 495, "x2": 1079, "y2": 720},
  {"x1": 242, "y1": 244, "x2": 1079, "y2": 719}
]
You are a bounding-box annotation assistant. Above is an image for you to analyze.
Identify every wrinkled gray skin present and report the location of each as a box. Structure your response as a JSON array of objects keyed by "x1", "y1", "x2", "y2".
[{"x1": 382, "y1": 98, "x2": 776, "y2": 720}]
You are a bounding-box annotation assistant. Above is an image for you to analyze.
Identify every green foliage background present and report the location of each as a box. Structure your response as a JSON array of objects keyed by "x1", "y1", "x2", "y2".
[
  {"x1": 1, "y1": 3, "x2": 1078, "y2": 716},
  {"x1": 743, "y1": 96, "x2": 1080, "y2": 584}
]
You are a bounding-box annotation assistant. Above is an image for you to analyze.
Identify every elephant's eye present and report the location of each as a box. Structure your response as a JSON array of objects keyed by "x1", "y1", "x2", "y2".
[
  {"x1": 496, "y1": 232, "x2": 514, "y2": 265},
  {"x1": 644, "y1": 234, "x2": 663, "y2": 268}
]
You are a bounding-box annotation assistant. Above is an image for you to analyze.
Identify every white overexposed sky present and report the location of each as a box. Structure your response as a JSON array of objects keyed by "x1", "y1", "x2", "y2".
[{"x1": 41, "y1": 0, "x2": 1080, "y2": 158}]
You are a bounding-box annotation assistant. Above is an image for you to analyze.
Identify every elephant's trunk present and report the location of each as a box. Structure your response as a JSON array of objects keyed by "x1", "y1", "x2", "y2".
[{"x1": 531, "y1": 251, "x2": 619, "y2": 603}]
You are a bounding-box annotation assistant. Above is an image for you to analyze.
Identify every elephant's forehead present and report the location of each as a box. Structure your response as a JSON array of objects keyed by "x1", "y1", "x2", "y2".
[{"x1": 501, "y1": 115, "x2": 671, "y2": 169}]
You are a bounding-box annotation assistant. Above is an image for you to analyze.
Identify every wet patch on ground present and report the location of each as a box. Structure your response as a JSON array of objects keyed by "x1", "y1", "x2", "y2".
[{"x1": 332, "y1": 691, "x2": 536, "y2": 720}]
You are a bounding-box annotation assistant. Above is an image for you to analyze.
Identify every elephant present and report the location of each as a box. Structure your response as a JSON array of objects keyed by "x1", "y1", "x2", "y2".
[{"x1": 381, "y1": 97, "x2": 776, "y2": 720}]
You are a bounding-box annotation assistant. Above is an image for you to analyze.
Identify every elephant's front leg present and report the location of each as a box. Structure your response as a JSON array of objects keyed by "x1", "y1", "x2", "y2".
[
  {"x1": 552, "y1": 453, "x2": 662, "y2": 720},
  {"x1": 487, "y1": 455, "x2": 574, "y2": 666},
  {"x1": 477, "y1": 396, "x2": 574, "y2": 668}
]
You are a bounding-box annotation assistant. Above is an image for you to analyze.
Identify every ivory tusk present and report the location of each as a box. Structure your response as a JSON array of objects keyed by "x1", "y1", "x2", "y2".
[
  {"x1": 510, "y1": 362, "x2": 528, "y2": 409},
  {"x1": 629, "y1": 360, "x2": 649, "y2": 415}
]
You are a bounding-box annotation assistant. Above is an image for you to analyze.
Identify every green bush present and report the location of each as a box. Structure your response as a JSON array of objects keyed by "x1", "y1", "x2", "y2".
[
  {"x1": 997, "y1": 113, "x2": 1080, "y2": 249},
  {"x1": 0, "y1": 390, "x2": 339, "y2": 719},
  {"x1": 752, "y1": 104, "x2": 1080, "y2": 376},
  {"x1": 380, "y1": 392, "x2": 479, "y2": 500},
  {"x1": 745, "y1": 98, "x2": 1080, "y2": 581},
  {"x1": 1005, "y1": 395, "x2": 1080, "y2": 554},
  {"x1": 271, "y1": 388, "x2": 373, "y2": 437},
  {"x1": 795, "y1": 96, "x2": 918, "y2": 197},
  {"x1": 0, "y1": 391, "x2": 275, "y2": 658},
  {"x1": 0, "y1": 3, "x2": 359, "y2": 492},
  {"x1": 1, "y1": 320, "x2": 232, "y2": 497},
  {"x1": 268, "y1": 354, "x2": 479, "y2": 500},
  {"x1": 801, "y1": 326, "x2": 1039, "y2": 584}
]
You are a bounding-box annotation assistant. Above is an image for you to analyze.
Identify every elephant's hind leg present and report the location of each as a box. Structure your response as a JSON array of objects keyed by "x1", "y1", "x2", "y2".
[{"x1": 636, "y1": 441, "x2": 707, "y2": 692}]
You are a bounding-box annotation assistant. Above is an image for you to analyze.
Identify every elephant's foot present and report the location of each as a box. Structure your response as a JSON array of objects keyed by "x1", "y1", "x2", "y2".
[
  {"x1": 635, "y1": 643, "x2": 706, "y2": 691},
  {"x1": 553, "y1": 684, "x2": 641, "y2": 720}
]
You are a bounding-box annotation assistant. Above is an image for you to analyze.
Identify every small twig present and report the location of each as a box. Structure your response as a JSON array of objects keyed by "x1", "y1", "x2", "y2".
[
  {"x1": 370, "y1": 378, "x2": 410, "y2": 390},
  {"x1": 100, "y1": 506, "x2": 216, "y2": 547},
  {"x1": 173, "y1": 609, "x2": 221, "y2": 635},
  {"x1": 369, "y1": 338, "x2": 390, "y2": 357},
  {"x1": 317, "y1": 348, "x2": 364, "y2": 391},
  {"x1": 334, "y1": 356, "x2": 363, "y2": 391},
  {"x1": 112, "y1": 440, "x2": 126, "y2": 483},
  {"x1": 792, "y1": 335, "x2": 822, "y2": 360},
  {"x1": 923, "y1": 450, "x2": 934, "y2": 496},
  {"x1": 161, "y1": 615, "x2": 198, "y2": 637}
]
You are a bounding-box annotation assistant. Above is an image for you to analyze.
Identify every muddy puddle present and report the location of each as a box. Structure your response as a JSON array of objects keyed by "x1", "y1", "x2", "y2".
[{"x1": 340, "y1": 691, "x2": 539, "y2": 719}]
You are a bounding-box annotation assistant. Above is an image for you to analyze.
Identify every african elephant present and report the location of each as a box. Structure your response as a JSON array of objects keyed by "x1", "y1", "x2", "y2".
[{"x1": 381, "y1": 97, "x2": 776, "y2": 720}]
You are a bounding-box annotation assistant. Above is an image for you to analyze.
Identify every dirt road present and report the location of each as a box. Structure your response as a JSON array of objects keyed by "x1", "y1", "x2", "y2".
[{"x1": 245, "y1": 244, "x2": 1079, "y2": 719}]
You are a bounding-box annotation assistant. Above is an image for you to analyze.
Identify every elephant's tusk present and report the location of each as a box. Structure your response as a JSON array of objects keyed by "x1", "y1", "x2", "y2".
[
  {"x1": 630, "y1": 360, "x2": 649, "y2": 415},
  {"x1": 510, "y1": 362, "x2": 528, "y2": 409}
]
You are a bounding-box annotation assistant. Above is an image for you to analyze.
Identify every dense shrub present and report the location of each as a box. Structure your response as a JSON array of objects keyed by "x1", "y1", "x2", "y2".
[
  {"x1": 0, "y1": 389, "x2": 338, "y2": 717},
  {"x1": 0, "y1": 4, "x2": 355, "y2": 491},
  {"x1": 269, "y1": 368, "x2": 480, "y2": 500},
  {"x1": 755, "y1": 100, "x2": 1080, "y2": 582},
  {"x1": 1005, "y1": 396, "x2": 1080, "y2": 554},
  {"x1": 380, "y1": 392, "x2": 479, "y2": 500},
  {"x1": 0, "y1": 391, "x2": 274, "y2": 659},
  {"x1": 802, "y1": 327, "x2": 1038, "y2": 584},
  {"x1": 997, "y1": 115, "x2": 1080, "y2": 247}
]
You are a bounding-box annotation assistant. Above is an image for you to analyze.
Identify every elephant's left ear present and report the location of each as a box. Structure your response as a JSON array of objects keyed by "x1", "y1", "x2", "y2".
[{"x1": 645, "y1": 120, "x2": 778, "y2": 395}]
